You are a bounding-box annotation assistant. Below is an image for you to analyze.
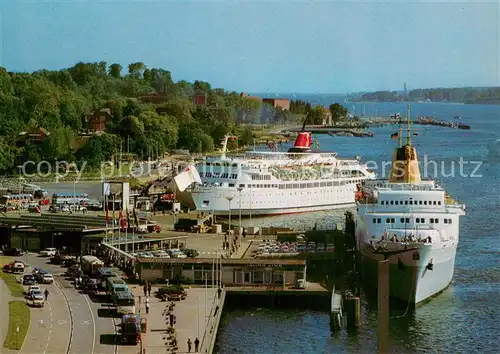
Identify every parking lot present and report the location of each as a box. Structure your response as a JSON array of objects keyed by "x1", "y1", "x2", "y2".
[{"x1": 3, "y1": 252, "x2": 143, "y2": 354}]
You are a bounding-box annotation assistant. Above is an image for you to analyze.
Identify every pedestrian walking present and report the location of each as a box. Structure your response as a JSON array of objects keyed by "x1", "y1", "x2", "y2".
[
  {"x1": 44, "y1": 289, "x2": 49, "y2": 300},
  {"x1": 217, "y1": 288, "x2": 222, "y2": 299},
  {"x1": 194, "y1": 337, "x2": 200, "y2": 352},
  {"x1": 169, "y1": 313, "x2": 174, "y2": 327},
  {"x1": 145, "y1": 301, "x2": 150, "y2": 314},
  {"x1": 147, "y1": 282, "x2": 152, "y2": 297},
  {"x1": 143, "y1": 284, "x2": 147, "y2": 297},
  {"x1": 187, "y1": 338, "x2": 192, "y2": 353}
]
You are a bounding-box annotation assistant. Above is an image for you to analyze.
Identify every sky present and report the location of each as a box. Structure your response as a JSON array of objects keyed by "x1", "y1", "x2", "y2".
[{"x1": 1, "y1": 0, "x2": 499, "y2": 93}]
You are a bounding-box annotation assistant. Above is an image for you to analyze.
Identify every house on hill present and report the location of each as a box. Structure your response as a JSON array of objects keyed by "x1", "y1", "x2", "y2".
[
  {"x1": 17, "y1": 127, "x2": 51, "y2": 147},
  {"x1": 83, "y1": 108, "x2": 113, "y2": 134},
  {"x1": 262, "y1": 98, "x2": 290, "y2": 110}
]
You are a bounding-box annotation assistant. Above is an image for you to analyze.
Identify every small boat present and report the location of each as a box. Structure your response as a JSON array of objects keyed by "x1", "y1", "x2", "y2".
[{"x1": 457, "y1": 123, "x2": 470, "y2": 130}]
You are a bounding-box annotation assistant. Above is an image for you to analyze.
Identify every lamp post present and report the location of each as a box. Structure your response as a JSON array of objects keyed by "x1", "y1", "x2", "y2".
[
  {"x1": 237, "y1": 187, "x2": 243, "y2": 246},
  {"x1": 225, "y1": 196, "x2": 233, "y2": 256}
]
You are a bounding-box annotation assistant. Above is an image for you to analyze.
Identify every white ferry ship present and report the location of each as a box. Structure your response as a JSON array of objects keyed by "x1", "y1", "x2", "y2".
[
  {"x1": 356, "y1": 106, "x2": 466, "y2": 305},
  {"x1": 189, "y1": 125, "x2": 375, "y2": 216}
]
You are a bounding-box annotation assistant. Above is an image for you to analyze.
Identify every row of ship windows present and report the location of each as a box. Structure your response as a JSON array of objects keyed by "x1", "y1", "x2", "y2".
[
  {"x1": 380, "y1": 200, "x2": 441, "y2": 206},
  {"x1": 373, "y1": 218, "x2": 453, "y2": 224},
  {"x1": 204, "y1": 162, "x2": 239, "y2": 167},
  {"x1": 201, "y1": 172, "x2": 239, "y2": 179},
  {"x1": 212, "y1": 181, "x2": 361, "y2": 189}
]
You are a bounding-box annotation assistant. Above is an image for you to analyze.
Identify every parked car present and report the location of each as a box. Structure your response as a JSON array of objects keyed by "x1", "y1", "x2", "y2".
[
  {"x1": 40, "y1": 248, "x2": 57, "y2": 257},
  {"x1": 49, "y1": 205, "x2": 61, "y2": 213},
  {"x1": 28, "y1": 206, "x2": 41, "y2": 213},
  {"x1": 12, "y1": 262, "x2": 26, "y2": 274},
  {"x1": 3, "y1": 248, "x2": 24, "y2": 256}
]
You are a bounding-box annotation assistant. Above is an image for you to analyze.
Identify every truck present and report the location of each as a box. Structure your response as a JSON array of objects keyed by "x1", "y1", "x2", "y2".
[
  {"x1": 119, "y1": 314, "x2": 141, "y2": 345},
  {"x1": 81, "y1": 255, "x2": 104, "y2": 276},
  {"x1": 113, "y1": 290, "x2": 136, "y2": 315}
]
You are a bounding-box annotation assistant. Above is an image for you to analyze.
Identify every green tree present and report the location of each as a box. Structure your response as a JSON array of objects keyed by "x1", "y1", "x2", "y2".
[
  {"x1": 329, "y1": 103, "x2": 348, "y2": 124},
  {"x1": 109, "y1": 63, "x2": 122, "y2": 78},
  {"x1": 128, "y1": 62, "x2": 146, "y2": 78}
]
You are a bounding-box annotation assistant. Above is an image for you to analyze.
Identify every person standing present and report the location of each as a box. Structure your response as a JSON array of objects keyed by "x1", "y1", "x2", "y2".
[
  {"x1": 187, "y1": 338, "x2": 192, "y2": 353},
  {"x1": 194, "y1": 337, "x2": 199, "y2": 352},
  {"x1": 44, "y1": 289, "x2": 49, "y2": 300},
  {"x1": 145, "y1": 301, "x2": 150, "y2": 314},
  {"x1": 147, "y1": 282, "x2": 152, "y2": 297},
  {"x1": 143, "y1": 283, "x2": 147, "y2": 297}
]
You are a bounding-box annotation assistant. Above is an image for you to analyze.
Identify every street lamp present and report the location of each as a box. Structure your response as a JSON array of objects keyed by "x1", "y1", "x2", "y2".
[
  {"x1": 225, "y1": 196, "x2": 233, "y2": 256},
  {"x1": 237, "y1": 187, "x2": 243, "y2": 246}
]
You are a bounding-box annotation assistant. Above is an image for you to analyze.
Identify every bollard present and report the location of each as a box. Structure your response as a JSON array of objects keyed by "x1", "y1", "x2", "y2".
[{"x1": 345, "y1": 296, "x2": 361, "y2": 329}]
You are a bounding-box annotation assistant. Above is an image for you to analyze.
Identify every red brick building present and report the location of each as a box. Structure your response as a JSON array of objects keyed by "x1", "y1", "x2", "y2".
[
  {"x1": 262, "y1": 98, "x2": 290, "y2": 110},
  {"x1": 191, "y1": 95, "x2": 207, "y2": 105}
]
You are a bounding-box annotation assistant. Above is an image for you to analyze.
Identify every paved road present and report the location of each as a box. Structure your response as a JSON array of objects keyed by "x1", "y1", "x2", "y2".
[{"x1": 20, "y1": 254, "x2": 140, "y2": 354}]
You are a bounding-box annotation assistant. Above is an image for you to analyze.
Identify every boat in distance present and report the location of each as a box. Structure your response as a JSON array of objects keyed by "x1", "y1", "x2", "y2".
[
  {"x1": 188, "y1": 121, "x2": 375, "y2": 216},
  {"x1": 355, "y1": 106, "x2": 466, "y2": 305}
]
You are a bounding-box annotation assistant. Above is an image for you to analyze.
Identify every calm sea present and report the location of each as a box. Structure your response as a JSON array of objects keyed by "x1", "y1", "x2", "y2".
[
  {"x1": 40, "y1": 99, "x2": 500, "y2": 353},
  {"x1": 214, "y1": 99, "x2": 500, "y2": 353}
]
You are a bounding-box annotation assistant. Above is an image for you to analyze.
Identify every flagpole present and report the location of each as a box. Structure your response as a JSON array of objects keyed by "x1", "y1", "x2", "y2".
[
  {"x1": 112, "y1": 195, "x2": 116, "y2": 247},
  {"x1": 125, "y1": 210, "x2": 128, "y2": 253}
]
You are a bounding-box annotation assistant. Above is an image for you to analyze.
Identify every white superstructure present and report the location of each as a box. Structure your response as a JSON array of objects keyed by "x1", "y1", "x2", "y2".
[
  {"x1": 190, "y1": 130, "x2": 375, "y2": 215},
  {"x1": 356, "y1": 107, "x2": 466, "y2": 305}
]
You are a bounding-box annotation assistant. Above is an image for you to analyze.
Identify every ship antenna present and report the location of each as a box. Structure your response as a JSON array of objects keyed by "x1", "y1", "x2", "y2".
[
  {"x1": 406, "y1": 104, "x2": 412, "y2": 146},
  {"x1": 398, "y1": 114, "x2": 403, "y2": 148},
  {"x1": 301, "y1": 112, "x2": 309, "y2": 132}
]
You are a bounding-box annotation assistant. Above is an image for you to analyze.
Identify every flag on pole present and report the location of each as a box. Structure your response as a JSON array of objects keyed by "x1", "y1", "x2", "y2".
[{"x1": 119, "y1": 210, "x2": 126, "y2": 232}]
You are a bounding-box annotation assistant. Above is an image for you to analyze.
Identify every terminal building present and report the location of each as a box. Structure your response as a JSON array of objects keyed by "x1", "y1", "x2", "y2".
[{"x1": 135, "y1": 258, "x2": 307, "y2": 287}]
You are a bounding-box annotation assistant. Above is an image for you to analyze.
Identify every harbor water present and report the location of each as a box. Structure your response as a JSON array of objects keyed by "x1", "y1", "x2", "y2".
[
  {"x1": 214, "y1": 100, "x2": 500, "y2": 353},
  {"x1": 40, "y1": 100, "x2": 500, "y2": 353}
]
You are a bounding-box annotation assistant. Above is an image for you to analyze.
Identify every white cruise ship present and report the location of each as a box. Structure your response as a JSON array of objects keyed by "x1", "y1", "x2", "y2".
[
  {"x1": 189, "y1": 127, "x2": 375, "y2": 216},
  {"x1": 356, "y1": 108, "x2": 466, "y2": 305}
]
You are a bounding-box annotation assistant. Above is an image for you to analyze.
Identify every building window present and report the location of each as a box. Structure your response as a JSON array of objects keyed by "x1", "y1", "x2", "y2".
[
  {"x1": 421, "y1": 218, "x2": 425, "y2": 223},
  {"x1": 444, "y1": 219, "x2": 448, "y2": 224},
  {"x1": 400, "y1": 218, "x2": 405, "y2": 223},
  {"x1": 390, "y1": 201, "x2": 394, "y2": 205},
  {"x1": 377, "y1": 218, "x2": 381, "y2": 224},
  {"x1": 435, "y1": 219, "x2": 439, "y2": 223},
  {"x1": 405, "y1": 218, "x2": 410, "y2": 223},
  {"x1": 424, "y1": 201, "x2": 427, "y2": 205},
  {"x1": 405, "y1": 201, "x2": 408, "y2": 205},
  {"x1": 373, "y1": 218, "x2": 377, "y2": 224},
  {"x1": 381, "y1": 201, "x2": 385, "y2": 205},
  {"x1": 430, "y1": 218, "x2": 434, "y2": 223},
  {"x1": 416, "y1": 218, "x2": 420, "y2": 223},
  {"x1": 438, "y1": 201, "x2": 442, "y2": 205},
  {"x1": 386, "y1": 218, "x2": 391, "y2": 223},
  {"x1": 448, "y1": 219, "x2": 452, "y2": 224},
  {"x1": 229, "y1": 183, "x2": 235, "y2": 187},
  {"x1": 239, "y1": 184, "x2": 245, "y2": 188},
  {"x1": 419, "y1": 201, "x2": 423, "y2": 205}
]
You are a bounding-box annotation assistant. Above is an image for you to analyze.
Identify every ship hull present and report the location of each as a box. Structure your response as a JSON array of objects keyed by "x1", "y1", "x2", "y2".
[
  {"x1": 358, "y1": 243, "x2": 456, "y2": 305},
  {"x1": 191, "y1": 182, "x2": 358, "y2": 216}
]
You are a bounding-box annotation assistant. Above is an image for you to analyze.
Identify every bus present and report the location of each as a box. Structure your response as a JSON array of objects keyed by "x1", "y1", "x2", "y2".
[
  {"x1": 0, "y1": 194, "x2": 34, "y2": 209},
  {"x1": 51, "y1": 193, "x2": 90, "y2": 205},
  {"x1": 105, "y1": 276, "x2": 128, "y2": 295},
  {"x1": 113, "y1": 290, "x2": 136, "y2": 315}
]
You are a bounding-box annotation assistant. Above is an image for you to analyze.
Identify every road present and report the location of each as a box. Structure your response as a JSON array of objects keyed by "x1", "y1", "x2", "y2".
[{"x1": 17, "y1": 254, "x2": 139, "y2": 354}]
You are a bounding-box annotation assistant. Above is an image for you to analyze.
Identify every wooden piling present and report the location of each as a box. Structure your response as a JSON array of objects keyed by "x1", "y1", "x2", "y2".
[
  {"x1": 345, "y1": 296, "x2": 361, "y2": 329},
  {"x1": 377, "y1": 259, "x2": 390, "y2": 353}
]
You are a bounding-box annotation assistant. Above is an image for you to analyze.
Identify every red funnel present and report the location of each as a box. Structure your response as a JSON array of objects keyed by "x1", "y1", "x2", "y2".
[{"x1": 294, "y1": 132, "x2": 312, "y2": 149}]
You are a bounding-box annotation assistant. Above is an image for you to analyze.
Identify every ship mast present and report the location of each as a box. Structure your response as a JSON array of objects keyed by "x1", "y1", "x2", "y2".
[{"x1": 406, "y1": 104, "x2": 412, "y2": 146}]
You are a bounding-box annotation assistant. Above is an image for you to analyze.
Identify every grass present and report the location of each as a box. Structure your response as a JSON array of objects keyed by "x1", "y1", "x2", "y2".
[
  {"x1": 0, "y1": 256, "x2": 26, "y2": 298},
  {"x1": 3, "y1": 301, "x2": 30, "y2": 350}
]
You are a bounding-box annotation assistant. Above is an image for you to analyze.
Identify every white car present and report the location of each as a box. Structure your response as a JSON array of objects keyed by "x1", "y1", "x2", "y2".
[
  {"x1": 40, "y1": 248, "x2": 57, "y2": 257},
  {"x1": 42, "y1": 274, "x2": 54, "y2": 284},
  {"x1": 27, "y1": 285, "x2": 41, "y2": 295}
]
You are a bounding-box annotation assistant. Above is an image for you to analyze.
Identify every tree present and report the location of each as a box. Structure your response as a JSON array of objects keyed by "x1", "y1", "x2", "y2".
[
  {"x1": 40, "y1": 126, "x2": 75, "y2": 161},
  {"x1": 128, "y1": 62, "x2": 146, "y2": 78},
  {"x1": 308, "y1": 106, "x2": 329, "y2": 125},
  {"x1": 328, "y1": 103, "x2": 348, "y2": 124},
  {"x1": 109, "y1": 63, "x2": 122, "y2": 78}
]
